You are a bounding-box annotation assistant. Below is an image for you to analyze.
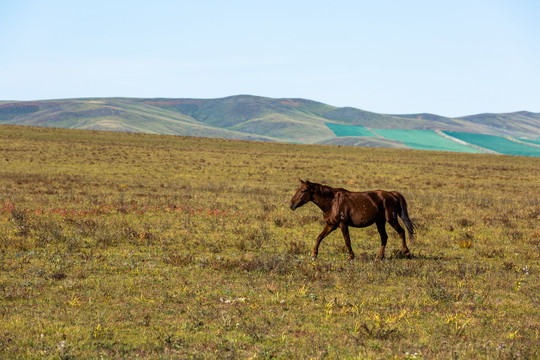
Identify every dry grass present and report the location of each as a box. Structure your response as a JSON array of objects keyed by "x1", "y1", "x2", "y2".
[{"x1": 0, "y1": 124, "x2": 538, "y2": 359}]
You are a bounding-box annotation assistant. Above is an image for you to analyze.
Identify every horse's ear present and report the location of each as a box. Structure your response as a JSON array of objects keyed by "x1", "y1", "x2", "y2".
[{"x1": 299, "y1": 178, "x2": 305, "y2": 184}]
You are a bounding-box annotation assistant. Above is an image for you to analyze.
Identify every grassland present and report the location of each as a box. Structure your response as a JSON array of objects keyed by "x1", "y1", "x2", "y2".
[{"x1": 0, "y1": 125, "x2": 539, "y2": 359}]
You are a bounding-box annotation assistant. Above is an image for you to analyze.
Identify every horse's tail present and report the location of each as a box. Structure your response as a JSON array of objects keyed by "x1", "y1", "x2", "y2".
[{"x1": 391, "y1": 191, "x2": 415, "y2": 241}]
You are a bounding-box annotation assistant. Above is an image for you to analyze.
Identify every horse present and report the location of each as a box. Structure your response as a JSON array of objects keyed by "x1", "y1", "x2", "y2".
[{"x1": 289, "y1": 179, "x2": 415, "y2": 260}]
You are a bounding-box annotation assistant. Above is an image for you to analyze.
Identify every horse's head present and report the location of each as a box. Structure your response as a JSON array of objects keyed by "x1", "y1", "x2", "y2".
[{"x1": 289, "y1": 179, "x2": 313, "y2": 211}]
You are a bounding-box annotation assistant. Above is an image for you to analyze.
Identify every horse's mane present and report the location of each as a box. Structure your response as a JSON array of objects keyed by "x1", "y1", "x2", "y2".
[{"x1": 310, "y1": 182, "x2": 342, "y2": 197}]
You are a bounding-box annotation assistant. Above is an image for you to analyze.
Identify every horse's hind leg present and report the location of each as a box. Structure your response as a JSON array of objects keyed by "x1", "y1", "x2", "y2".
[
  {"x1": 388, "y1": 216, "x2": 411, "y2": 258},
  {"x1": 375, "y1": 219, "x2": 388, "y2": 260}
]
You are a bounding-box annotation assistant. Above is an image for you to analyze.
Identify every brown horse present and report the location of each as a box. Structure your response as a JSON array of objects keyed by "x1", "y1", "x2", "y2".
[{"x1": 289, "y1": 179, "x2": 414, "y2": 260}]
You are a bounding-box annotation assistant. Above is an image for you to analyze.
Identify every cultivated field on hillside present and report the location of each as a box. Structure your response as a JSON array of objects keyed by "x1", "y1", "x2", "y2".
[
  {"x1": 324, "y1": 124, "x2": 540, "y2": 157},
  {"x1": 0, "y1": 125, "x2": 538, "y2": 359},
  {"x1": 444, "y1": 131, "x2": 540, "y2": 157}
]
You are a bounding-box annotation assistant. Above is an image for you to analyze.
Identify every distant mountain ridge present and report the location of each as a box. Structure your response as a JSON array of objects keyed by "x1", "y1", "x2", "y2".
[{"x1": 1, "y1": 95, "x2": 539, "y2": 148}]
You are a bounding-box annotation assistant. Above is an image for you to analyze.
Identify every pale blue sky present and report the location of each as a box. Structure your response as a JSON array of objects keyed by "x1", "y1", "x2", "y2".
[{"x1": 1, "y1": 0, "x2": 539, "y2": 117}]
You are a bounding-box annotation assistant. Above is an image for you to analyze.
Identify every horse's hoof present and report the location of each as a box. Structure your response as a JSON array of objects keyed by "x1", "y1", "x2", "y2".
[{"x1": 311, "y1": 257, "x2": 316, "y2": 261}]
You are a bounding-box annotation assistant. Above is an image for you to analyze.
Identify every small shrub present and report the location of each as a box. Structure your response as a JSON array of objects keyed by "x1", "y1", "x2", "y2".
[
  {"x1": 168, "y1": 253, "x2": 193, "y2": 266},
  {"x1": 287, "y1": 240, "x2": 306, "y2": 255},
  {"x1": 11, "y1": 209, "x2": 29, "y2": 236},
  {"x1": 457, "y1": 218, "x2": 474, "y2": 227}
]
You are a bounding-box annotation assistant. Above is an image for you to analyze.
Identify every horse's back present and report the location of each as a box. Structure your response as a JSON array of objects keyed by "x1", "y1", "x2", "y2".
[
  {"x1": 335, "y1": 190, "x2": 386, "y2": 227},
  {"x1": 347, "y1": 189, "x2": 397, "y2": 204},
  {"x1": 346, "y1": 190, "x2": 403, "y2": 218}
]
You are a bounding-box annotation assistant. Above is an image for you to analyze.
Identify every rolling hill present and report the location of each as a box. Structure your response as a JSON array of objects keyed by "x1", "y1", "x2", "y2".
[{"x1": 1, "y1": 95, "x2": 539, "y2": 156}]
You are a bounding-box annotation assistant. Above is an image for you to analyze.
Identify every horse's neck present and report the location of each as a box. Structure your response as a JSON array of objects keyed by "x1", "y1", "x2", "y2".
[{"x1": 312, "y1": 190, "x2": 335, "y2": 213}]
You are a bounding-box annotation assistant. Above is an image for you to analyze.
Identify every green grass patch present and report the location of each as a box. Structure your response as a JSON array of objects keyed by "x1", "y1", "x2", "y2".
[
  {"x1": 519, "y1": 138, "x2": 540, "y2": 146},
  {"x1": 444, "y1": 131, "x2": 540, "y2": 157},
  {"x1": 325, "y1": 123, "x2": 376, "y2": 137},
  {"x1": 373, "y1": 129, "x2": 481, "y2": 153}
]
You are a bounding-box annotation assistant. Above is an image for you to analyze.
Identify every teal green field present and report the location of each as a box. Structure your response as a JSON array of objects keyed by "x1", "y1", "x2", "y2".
[
  {"x1": 443, "y1": 131, "x2": 540, "y2": 157},
  {"x1": 372, "y1": 129, "x2": 480, "y2": 153},
  {"x1": 519, "y1": 138, "x2": 540, "y2": 146},
  {"x1": 324, "y1": 123, "x2": 376, "y2": 137},
  {"x1": 325, "y1": 123, "x2": 540, "y2": 157}
]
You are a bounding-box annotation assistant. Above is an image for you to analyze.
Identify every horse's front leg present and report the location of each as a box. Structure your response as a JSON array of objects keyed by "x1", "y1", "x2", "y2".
[
  {"x1": 339, "y1": 223, "x2": 355, "y2": 260},
  {"x1": 311, "y1": 224, "x2": 336, "y2": 260}
]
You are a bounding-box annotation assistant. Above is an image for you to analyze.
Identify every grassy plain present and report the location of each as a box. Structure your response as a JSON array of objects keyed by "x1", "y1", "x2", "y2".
[{"x1": 0, "y1": 125, "x2": 538, "y2": 359}]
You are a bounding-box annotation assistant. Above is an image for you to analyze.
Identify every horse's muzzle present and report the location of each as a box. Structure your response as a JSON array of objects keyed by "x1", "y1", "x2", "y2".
[{"x1": 289, "y1": 203, "x2": 297, "y2": 211}]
